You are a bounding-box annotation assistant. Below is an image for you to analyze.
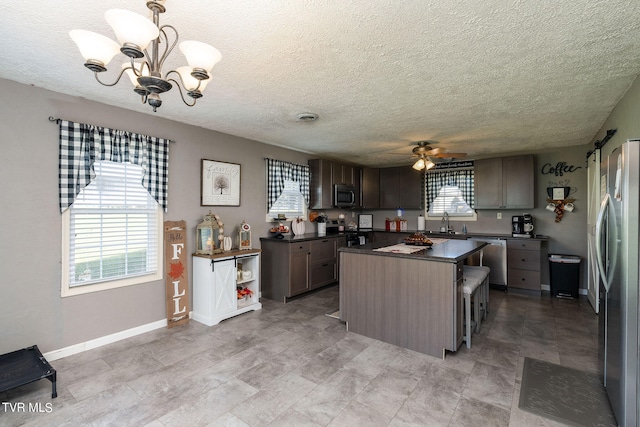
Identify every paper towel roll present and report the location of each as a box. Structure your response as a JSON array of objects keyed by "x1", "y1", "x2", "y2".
[{"x1": 417, "y1": 216, "x2": 425, "y2": 231}]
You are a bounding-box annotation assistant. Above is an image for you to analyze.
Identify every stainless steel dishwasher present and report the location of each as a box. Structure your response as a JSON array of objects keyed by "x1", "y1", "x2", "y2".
[{"x1": 467, "y1": 237, "x2": 508, "y2": 290}]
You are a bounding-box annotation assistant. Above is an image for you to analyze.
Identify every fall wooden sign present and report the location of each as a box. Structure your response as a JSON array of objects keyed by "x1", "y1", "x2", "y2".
[{"x1": 164, "y1": 220, "x2": 189, "y2": 328}]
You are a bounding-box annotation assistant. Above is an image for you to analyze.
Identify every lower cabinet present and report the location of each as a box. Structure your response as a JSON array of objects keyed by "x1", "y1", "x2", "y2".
[
  {"x1": 310, "y1": 238, "x2": 337, "y2": 289},
  {"x1": 261, "y1": 236, "x2": 339, "y2": 302},
  {"x1": 192, "y1": 250, "x2": 262, "y2": 326},
  {"x1": 507, "y1": 240, "x2": 542, "y2": 291}
]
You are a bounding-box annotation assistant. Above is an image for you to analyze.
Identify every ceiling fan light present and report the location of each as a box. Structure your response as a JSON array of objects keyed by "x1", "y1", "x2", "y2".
[
  {"x1": 179, "y1": 41, "x2": 222, "y2": 73},
  {"x1": 69, "y1": 30, "x2": 121, "y2": 69},
  {"x1": 412, "y1": 158, "x2": 426, "y2": 170},
  {"x1": 177, "y1": 66, "x2": 211, "y2": 92},
  {"x1": 425, "y1": 160, "x2": 435, "y2": 170},
  {"x1": 105, "y1": 9, "x2": 159, "y2": 52}
]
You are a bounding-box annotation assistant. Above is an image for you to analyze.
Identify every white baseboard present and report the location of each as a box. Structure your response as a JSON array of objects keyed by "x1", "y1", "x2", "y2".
[{"x1": 43, "y1": 318, "x2": 169, "y2": 361}]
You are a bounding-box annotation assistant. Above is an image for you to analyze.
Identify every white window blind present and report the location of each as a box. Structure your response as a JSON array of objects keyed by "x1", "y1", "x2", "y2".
[
  {"x1": 267, "y1": 180, "x2": 306, "y2": 219},
  {"x1": 427, "y1": 184, "x2": 474, "y2": 216},
  {"x1": 65, "y1": 161, "x2": 160, "y2": 289}
]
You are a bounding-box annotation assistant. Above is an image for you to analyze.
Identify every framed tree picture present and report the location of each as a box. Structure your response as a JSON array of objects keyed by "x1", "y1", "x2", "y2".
[{"x1": 201, "y1": 159, "x2": 241, "y2": 206}]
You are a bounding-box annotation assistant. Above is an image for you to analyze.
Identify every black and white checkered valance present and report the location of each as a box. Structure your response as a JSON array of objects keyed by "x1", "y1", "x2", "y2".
[
  {"x1": 58, "y1": 120, "x2": 170, "y2": 213},
  {"x1": 265, "y1": 158, "x2": 310, "y2": 211}
]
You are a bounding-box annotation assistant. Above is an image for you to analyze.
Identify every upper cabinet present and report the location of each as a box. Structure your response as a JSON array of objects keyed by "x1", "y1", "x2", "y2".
[
  {"x1": 332, "y1": 163, "x2": 357, "y2": 186},
  {"x1": 379, "y1": 166, "x2": 423, "y2": 209},
  {"x1": 309, "y1": 159, "x2": 361, "y2": 209},
  {"x1": 360, "y1": 167, "x2": 380, "y2": 209},
  {"x1": 474, "y1": 155, "x2": 534, "y2": 209}
]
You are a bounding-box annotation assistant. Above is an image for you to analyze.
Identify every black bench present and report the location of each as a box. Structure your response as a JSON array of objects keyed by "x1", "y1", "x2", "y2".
[{"x1": 0, "y1": 345, "x2": 57, "y2": 398}]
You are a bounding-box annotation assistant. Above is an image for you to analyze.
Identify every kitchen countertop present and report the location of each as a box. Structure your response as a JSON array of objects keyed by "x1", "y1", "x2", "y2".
[
  {"x1": 338, "y1": 239, "x2": 488, "y2": 263},
  {"x1": 259, "y1": 230, "x2": 548, "y2": 243},
  {"x1": 259, "y1": 233, "x2": 353, "y2": 243},
  {"x1": 368, "y1": 229, "x2": 549, "y2": 241}
]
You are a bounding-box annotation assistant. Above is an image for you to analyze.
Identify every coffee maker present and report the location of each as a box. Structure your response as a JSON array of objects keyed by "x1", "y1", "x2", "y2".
[{"x1": 512, "y1": 214, "x2": 534, "y2": 238}]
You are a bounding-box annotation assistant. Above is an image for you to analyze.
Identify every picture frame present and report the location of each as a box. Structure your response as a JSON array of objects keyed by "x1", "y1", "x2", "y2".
[
  {"x1": 547, "y1": 186, "x2": 570, "y2": 200},
  {"x1": 358, "y1": 214, "x2": 373, "y2": 230},
  {"x1": 201, "y1": 159, "x2": 241, "y2": 206}
]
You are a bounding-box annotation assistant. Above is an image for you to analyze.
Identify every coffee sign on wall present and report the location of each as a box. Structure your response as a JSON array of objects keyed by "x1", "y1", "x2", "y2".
[
  {"x1": 164, "y1": 220, "x2": 189, "y2": 328},
  {"x1": 541, "y1": 161, "x2": 581, "y2": 176}
]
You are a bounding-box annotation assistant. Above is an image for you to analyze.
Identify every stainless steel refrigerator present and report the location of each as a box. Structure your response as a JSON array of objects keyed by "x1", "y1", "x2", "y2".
[{"x1": 596, "y1": 139, "x2": 640, "y2": 426}]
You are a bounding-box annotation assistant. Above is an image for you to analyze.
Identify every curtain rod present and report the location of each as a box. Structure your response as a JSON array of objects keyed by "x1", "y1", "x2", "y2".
[{"x1": 48, "y1": 116, "x2": 175, "y2": 143}]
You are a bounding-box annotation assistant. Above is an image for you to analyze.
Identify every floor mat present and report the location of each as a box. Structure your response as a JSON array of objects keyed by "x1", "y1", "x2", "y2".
[{"x1": 519, "y1": 357, "x2": 617, "y2": 427}]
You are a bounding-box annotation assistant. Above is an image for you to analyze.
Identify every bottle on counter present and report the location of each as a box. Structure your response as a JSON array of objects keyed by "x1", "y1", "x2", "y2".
[{"x1": 462, "y1": 223, "x2": 468, "y2": 234}]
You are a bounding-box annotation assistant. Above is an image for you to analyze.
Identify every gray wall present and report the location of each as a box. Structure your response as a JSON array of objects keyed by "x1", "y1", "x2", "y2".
[{"x1": 0, "y1": 78, "x2": 311, "y2": 355}]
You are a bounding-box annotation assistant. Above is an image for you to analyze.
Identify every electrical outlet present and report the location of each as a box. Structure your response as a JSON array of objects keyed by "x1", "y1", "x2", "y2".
[{"x1": 497, "y1": 212, "x2": 502, "y2": 220}]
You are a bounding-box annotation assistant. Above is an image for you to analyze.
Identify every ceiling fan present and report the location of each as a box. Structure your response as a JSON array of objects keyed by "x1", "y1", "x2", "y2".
[{"x1": 411, "y1": 141, "x2": 467, "y2": 170}]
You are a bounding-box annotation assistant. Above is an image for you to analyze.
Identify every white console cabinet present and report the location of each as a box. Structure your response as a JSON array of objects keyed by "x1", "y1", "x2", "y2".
[{"x1": 192, "y1": 249, "x2": 261, "y2": 326}]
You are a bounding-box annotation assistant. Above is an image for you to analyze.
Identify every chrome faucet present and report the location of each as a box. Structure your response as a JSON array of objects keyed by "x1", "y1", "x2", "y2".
[{"x1": 442, "y1": 211, "x2": 451, "y2": 233}]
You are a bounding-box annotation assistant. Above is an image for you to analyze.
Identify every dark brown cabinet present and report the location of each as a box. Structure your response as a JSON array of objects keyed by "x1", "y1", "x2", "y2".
[
  {"x1": 474, "y1": 155, "x2": 534, "y2": 209},
  {"x1": 360, "y1": 167, "x2": 380, "y2": 209},
  {"x1": 261, "y1": 237, "x2": 339, "y2": 302},
  {"x1": 289, "y1": 243, "x2": 310, "y2": 296},
  {"x1": 507, "y1": 239, "x2": 541, "y2": 291},
  {"x1": 309, "y1": 238, "x2": 337, "y2": 289},
  {"x1": 309, "y1": 159, "x2": 361, "y2": 209},
  {"x1": 332, "y1": 163, "x2": 357, "y2": 186},
  {"x1": 309, "y1": 159, "x2": 333, "y2": 209},
  {"x1": 379, "y1": 167, "x2": 423, "y2": 209}
]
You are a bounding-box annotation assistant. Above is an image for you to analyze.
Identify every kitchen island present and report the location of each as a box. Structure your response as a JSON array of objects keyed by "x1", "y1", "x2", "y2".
[{"x1": 339, "y1": 239, "x2": 487, "y2": 359}]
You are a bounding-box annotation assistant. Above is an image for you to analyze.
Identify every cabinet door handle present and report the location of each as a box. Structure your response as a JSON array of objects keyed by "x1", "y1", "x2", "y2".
[
  {"x1": 210, "y1": 260, "x2": 215, "y2": 272},
  {"x1": 522, "y1": 258, "x2": 526, "y2": 262},
  {"x1": 322, "y1": 263, "x2": 329, "y2": 267}
]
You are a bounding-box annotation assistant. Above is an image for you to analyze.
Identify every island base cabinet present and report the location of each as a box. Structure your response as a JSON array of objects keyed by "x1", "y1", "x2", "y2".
[
  {"x1": 340, "y1": 252, "x2": 458, "y2": 359},
  {"x1": 192, "y1": 251, "x2": 262, "y2": 326}
]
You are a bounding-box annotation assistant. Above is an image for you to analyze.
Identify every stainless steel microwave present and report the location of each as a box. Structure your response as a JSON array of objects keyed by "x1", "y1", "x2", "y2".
[{"x1": 334, "y1": 184, "x2": 356, "y2": 207}]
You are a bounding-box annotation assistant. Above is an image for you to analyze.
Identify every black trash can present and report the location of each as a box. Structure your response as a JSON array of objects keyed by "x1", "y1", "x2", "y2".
[{"x1": 548, "y1": 254, "x2": 581, "y2": 298}]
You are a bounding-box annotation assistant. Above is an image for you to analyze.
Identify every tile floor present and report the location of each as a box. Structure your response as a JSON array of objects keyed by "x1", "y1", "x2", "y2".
[{"x1": 1, "y1": 285, "x2": 599, "y2": 426}]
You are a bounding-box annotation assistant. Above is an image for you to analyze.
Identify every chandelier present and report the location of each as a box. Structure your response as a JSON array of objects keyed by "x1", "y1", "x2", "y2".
[{"x1": 69, "y1": 1, "x2": 221, "y2": 112}]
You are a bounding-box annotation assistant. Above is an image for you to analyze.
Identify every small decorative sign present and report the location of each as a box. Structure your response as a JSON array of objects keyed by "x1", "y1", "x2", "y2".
[
  {"x1": 201, "y1": 159, "x2": 241, "y2": 206},
  {"x1": 164, "y1": 221, "x2": 189, "y2": 328}
]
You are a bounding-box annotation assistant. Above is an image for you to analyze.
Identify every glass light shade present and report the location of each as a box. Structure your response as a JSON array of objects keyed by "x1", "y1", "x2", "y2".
[
  {"x1": 425, "y1": 160, "x2": 435, "y2": 170},
  {"x1": 105, "y1": 9, "x2": 159, "y2": 50},
  {"x1": 412, "y1": 158, "x2": 425, "y2": 170},
  {"x1": 69, "y1": 30, "x2": 120, "y2": 65},
  {"x1": 176, "y1": 66, "x2": 211, "y2": 92},
  {"x1": 179, "y1": 41, "x2": 222, "y2": 72},
  {"x1": 122, "y1": 62, "x2": 150, "y2": 86}
]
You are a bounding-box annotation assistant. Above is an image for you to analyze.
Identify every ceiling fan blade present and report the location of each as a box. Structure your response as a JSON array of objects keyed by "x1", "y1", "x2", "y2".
[
  {"x1": 424, "y1": 147, "x2": 445, "y2": 156},
  {"x1": 431, "y1": 152, "x2": 467, "y2": 159}
]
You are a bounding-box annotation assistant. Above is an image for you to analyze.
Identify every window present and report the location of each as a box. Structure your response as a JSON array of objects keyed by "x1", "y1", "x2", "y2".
[
  {"x1": 425, "y1": 166, "x2": 476, "y2": 219},
  {"x1": 267, "y1": 180, "x2": 306, "y2": 219},
  {"x1": 61, "y1": 161, "x2": 163, "y2": 296},
  {"x1": 265, "y1": 159, "x2": 310, "y2": 220}
]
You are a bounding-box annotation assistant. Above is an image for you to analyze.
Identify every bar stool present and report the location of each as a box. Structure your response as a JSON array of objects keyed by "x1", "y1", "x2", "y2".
[
  {"x1": 465, "y1": 265, "x2": 490, "y2": 320},
  {"x1": 462, "y1": 265, "x2": 490, "y2": 348}
]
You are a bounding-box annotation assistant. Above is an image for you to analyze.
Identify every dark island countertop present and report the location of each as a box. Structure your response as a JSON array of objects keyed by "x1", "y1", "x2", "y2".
[{"x1": 338, "y1": 239, "x2": 488, "y2": 263}]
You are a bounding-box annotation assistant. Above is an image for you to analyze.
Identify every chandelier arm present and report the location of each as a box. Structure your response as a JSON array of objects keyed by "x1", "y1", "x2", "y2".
[
  {"x1": 93, "y1": 68, "x2": 129, "y2": 87},
  {"x1": 157, "y1": 25, "x2": 179, "y2": 72},
  {"x1": 167, "y1": 77, "x2": 197, "y2": 107}
]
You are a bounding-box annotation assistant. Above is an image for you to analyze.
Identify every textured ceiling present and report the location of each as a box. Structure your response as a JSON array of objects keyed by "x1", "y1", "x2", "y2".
[{"x1": 1, "y1": 1, "x2": 640, "y2": 167}]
